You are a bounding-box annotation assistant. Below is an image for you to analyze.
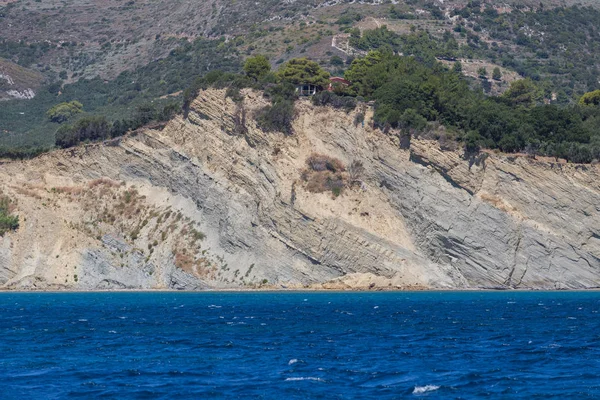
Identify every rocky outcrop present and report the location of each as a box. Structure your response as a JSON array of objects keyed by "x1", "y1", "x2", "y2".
[
  {"x1": 0, "y1": 59, "x2": 43, "y2": 101},
  {"x1": 1, "y1": 89, "x2": 599, "y2": 290},
  {"x1": 403, "y1": 141, "x2": 600, "y2": 289}
]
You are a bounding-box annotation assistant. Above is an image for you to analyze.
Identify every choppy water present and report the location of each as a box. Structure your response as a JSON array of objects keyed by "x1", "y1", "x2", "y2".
[{"x1": 1, "y1": 291, "x2": 600, "y2": 398}]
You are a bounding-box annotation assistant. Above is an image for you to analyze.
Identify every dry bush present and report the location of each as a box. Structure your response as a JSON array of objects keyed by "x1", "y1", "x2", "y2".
[
  {"x1": 0, "y1": 193, "x2": 16, "y2": 214},
  {"x1": 13, "y1": 186, "x2": 43, "y2": 199},
  {"x1": 348, "y1": 160, "x2": 365, "y2": 182},
  {"x1": 175, "y1": 252, "x2": 195, "y2": 273},
  {"x1": 479, "y1": 192, "x2": 517, "y2": 213},
  {"x1": 88, "y1": 177, "x2": 121, "y2": 188},
  {"x1": 114, "y1": 188, "x2": 142, "y2": 218},
  {"x1": 303, "y1": 153, "x2": 347, "y2": 197},
  {"x1": 175, "y1": 251, "x2": 214, "y2": 279},
  {"x1": 52, "y1": 186, "x2": 83, "y2": 195},
  {"x1": 305, "y1": 173, "x2": 345, "y2": 197},
  {"x1": 95, "y1": 185, "x2": 115, "y2": 199},
  {"x1": 195, "y1": 257, "x2": 214, "y2": 278},
  {"x1": 306, "y1": 153, "x2": 345, "y2": 173}
]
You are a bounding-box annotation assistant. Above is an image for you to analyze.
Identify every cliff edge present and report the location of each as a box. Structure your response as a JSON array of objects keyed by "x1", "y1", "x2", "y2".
[{"x1": 1, "y1": 89, "x2": 599, "y2": 290}]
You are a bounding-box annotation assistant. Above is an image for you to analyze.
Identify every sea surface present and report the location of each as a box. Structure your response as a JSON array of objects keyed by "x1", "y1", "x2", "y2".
[{"x1": 1, "y1": 291, "x2": 600, "y2": 399}]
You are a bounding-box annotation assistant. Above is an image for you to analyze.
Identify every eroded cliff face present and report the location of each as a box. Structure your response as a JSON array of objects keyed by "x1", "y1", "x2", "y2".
[{"x1": 1, "y1": 89, "x2": 599, "y2": 290}]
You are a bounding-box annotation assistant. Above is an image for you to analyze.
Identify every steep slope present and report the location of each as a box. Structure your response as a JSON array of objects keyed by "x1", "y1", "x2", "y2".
[{"x1": 1, "y1": 89, "x2": 599, "y2": 290}]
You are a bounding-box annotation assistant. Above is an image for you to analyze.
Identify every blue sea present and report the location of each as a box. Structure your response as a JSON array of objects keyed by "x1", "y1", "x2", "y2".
[{"x1": 1, "y1": 291, "x2": 600, "y2": 399}]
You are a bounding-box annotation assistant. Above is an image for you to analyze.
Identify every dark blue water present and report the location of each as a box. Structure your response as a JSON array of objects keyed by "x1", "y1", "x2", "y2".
[{"x1": 1, "y1": 292, "x2": 600, "y2": 399}]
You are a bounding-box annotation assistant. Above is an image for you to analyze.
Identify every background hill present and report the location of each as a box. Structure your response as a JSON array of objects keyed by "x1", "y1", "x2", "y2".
[
  {"x1": 1, "y1": 0, "x2": 600, "y2": 152},
  {"x1": 2, "y1": 0, "x2": 598, "y2": 80}
]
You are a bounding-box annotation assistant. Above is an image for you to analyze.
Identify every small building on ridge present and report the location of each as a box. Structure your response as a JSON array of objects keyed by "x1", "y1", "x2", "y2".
[
  {"x1": 296, "y1": 84, "x2": 319, "y2": 96},
  {"x1": 327, "y1": 77, "x2": 351, "y2": 92},
  {"x1": 296, "y1": 77, "x2": 351, "y2": 96}
]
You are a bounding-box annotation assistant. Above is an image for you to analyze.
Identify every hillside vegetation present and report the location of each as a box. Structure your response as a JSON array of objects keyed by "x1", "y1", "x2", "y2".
[
  {"x1": 450, "y1": 3, "x2": 600, "y2": 97},
  {"x1": 1, "y1": 0, "x2": 600, "y2": 162},
  {"x1": 0, "y1": 38, "x2": 240, "y2": 152}
]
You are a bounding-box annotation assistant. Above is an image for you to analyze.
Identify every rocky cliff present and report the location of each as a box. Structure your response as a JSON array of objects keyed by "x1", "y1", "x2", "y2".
[{"x1": 1, "y1": 89, "x2": 599, "y2": 290}]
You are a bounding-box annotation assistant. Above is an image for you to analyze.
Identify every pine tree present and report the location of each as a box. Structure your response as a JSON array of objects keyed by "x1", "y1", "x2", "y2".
[
  {"x1": 453, "y1": 61, "x2": 463, "y2": 73},
  {"x1": 477, "y1": 67, "x2": 487, "y2": 79},
  {"x1": 492, "y1": 67, "x2": 502, "y2": 81}
]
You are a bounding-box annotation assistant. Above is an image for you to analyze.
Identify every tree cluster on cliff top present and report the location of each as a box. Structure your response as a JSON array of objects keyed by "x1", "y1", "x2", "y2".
[
  {"x1": 191, "y1": 52, "x2": 600, "y2": 163},
  {"x1": 343, "y1": 49, "x2": 600, "y2": 162}
]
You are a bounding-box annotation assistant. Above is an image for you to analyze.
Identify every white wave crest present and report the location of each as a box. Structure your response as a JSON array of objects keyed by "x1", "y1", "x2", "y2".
[
  {"x1": 288, "y1": 359, "x2": 298, "y2": 365},
  {"x1": 413, "y1": 385, "x2": 440, "y2": 394},
  {"x1": 285, "y1": 377, "x2": 324, "y2": 382}
]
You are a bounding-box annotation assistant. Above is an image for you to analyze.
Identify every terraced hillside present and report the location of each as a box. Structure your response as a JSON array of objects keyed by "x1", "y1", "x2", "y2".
[{"x1": 1, "y1": 0, "x2": 597, "y2": 80}]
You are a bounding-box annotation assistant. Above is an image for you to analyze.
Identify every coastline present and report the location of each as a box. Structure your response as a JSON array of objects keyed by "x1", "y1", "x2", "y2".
[{"x1": 2, "y1": 287, "x2": 600, "y2": 294}]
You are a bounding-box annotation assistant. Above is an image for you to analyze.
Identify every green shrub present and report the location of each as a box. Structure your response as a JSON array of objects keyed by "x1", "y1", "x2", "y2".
[
  {"x1": 311, "y1": 91, "x2": 356, "y2": 112},
  {"x1": 492, "y1": 67, "x2": 502, "y2": 81},
  {"x1": 157, "y1": 102, "x2": 181, "y2": 122},
  {"x1": 0, "y1": 196, "x2": 19, "y2": 236},
  {"x1": 191, "y1": 229, "x2": 206, "y2": 242},
  {"x1": 398, "y1": 109, "x2": 427, "y2": 131},
  {"x1": 2, "y1": 37, "x2": 242, "y2": 157},
  {"x1": 464, "y1": 131, "x2": 482, "y2": 154},
  {"x1": 243, "y1": 55, "x2": 271, "y2": 81},
  {"x1": 277, "y1": 58, "x2": 330, "y2": 88},
  {"x1": 580, "y1": 90, "x2": 600, "y2": 107},
  {"x1": 46, "y1": 101, "x2": 83, "y2": 123},
  {"x1": 256, "y1": 100, "x2": 295, "y2": 135},
  {"x1": 0, "y1": 146, "x2": 49, "y2": 159},
  {"x1": 134, "y1": 104, "x2": 157, "y2": 126},
  {"x1": 55, "y1": 116, "x2": 110, "y2": 148}
]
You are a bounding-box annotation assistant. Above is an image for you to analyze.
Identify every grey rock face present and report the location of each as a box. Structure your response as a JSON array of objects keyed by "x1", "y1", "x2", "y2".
[{"x1": 401, "y1": 141, "x2": 600, "y2": 289}]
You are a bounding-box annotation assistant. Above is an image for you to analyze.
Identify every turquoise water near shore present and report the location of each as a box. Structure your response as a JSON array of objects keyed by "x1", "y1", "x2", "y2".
[{"x1": 1, "y1": 291, "x2": 600, "y2": 398}]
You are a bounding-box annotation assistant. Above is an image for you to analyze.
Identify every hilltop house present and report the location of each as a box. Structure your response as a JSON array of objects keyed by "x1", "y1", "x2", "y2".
[
  {"x1": 296, "y1": 83, "x2": 319, "y2": 96},
  {"x1": 327, "y1": 77, "x2": 351, "y2": 92},
  {"x1": 296, "y1": 77, "x2": 350, "y2": 96}
]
